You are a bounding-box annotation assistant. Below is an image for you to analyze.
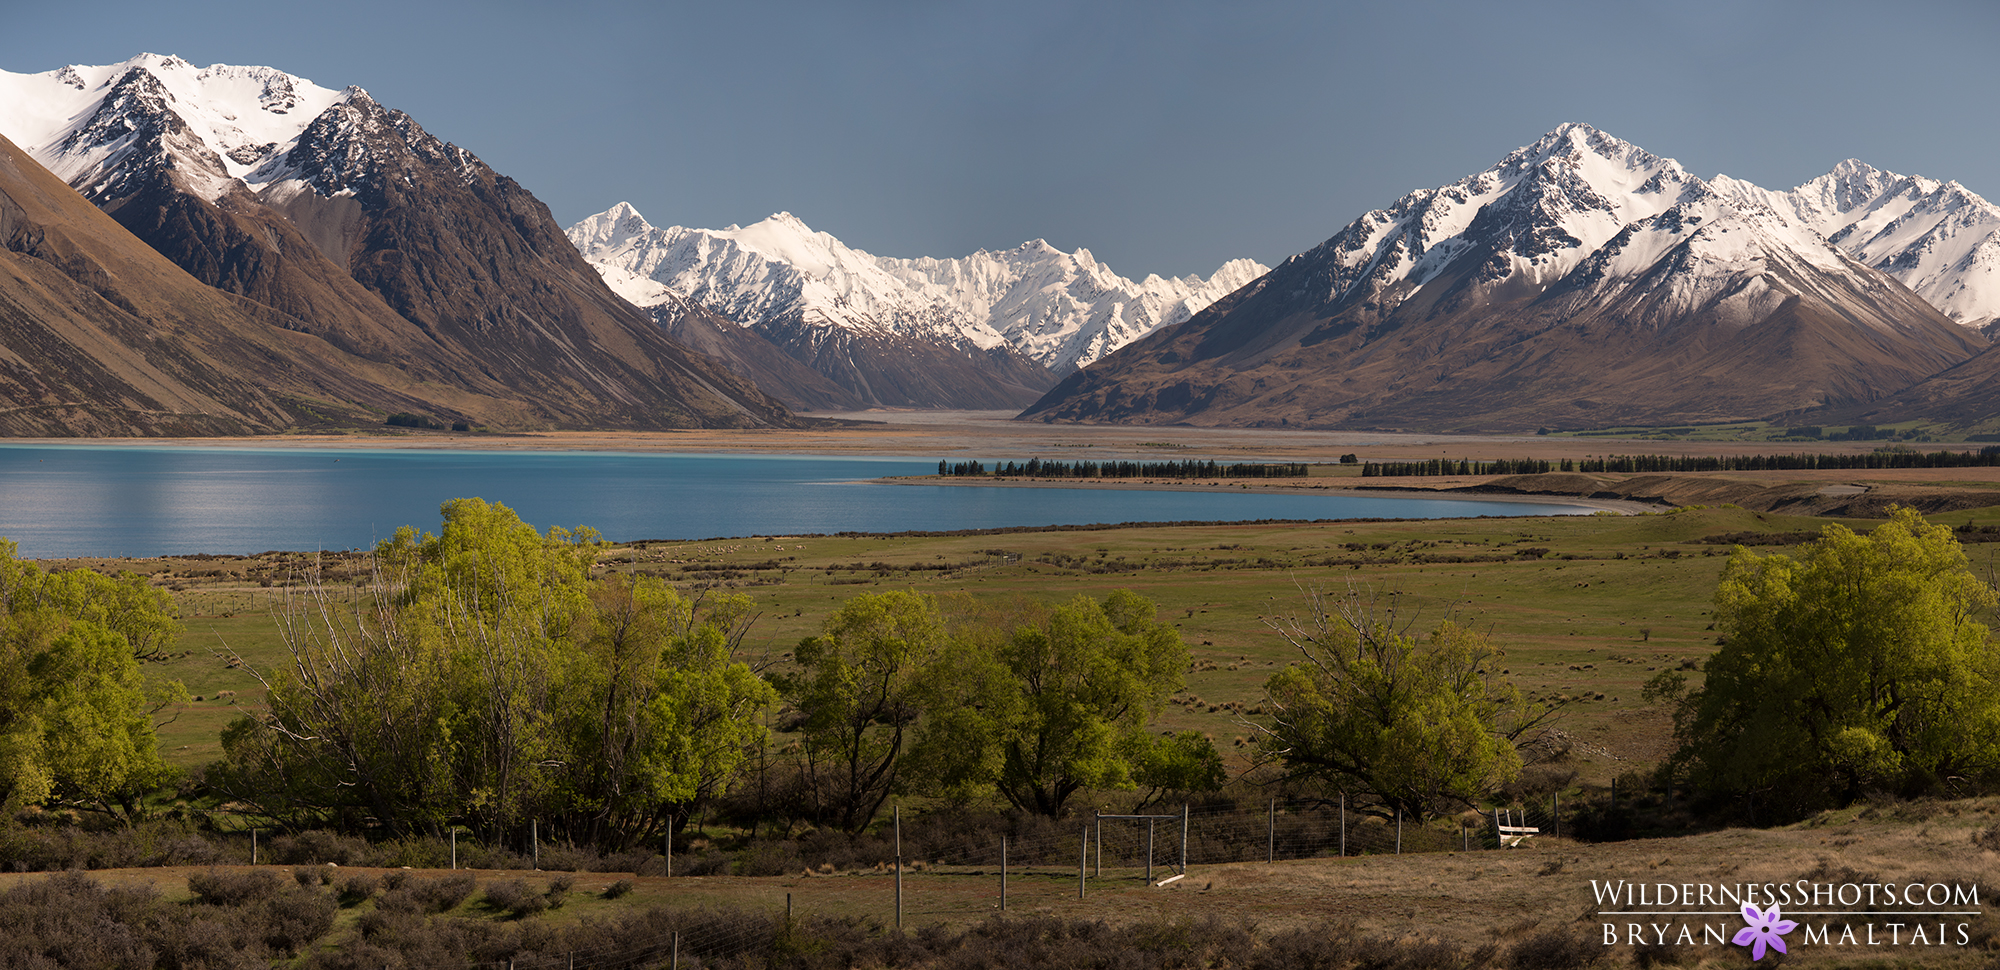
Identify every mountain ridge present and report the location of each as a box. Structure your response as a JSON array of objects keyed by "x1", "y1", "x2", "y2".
[
  {"x1": 0, "y1": 54, "x2": 802, "y2": 432},
  {"x1": 1021, "y1": 123, "x2": 1985, "y2": 432},
  {"x1": 567, "y1": 204, "x2": 1265, "y2": 409}
]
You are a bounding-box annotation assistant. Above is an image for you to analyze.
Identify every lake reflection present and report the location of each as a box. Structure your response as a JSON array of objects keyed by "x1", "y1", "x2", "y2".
[{"x1": 0, "y1": 446, "x2": 1598, "y2": 558}]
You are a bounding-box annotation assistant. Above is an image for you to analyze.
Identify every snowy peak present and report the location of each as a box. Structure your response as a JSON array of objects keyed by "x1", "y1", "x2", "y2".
[
  {"x1": 1307, "y1": 123, "x2": 1699, "y2": 312},
  {"x1": 1020, "y1": 125, "x2": 1983, "y2": 433},
  {"x1": 1744, "y1": 160, "x2": 2000, "y2": 331},
  {"x1": 572, "y1": 208, "x2": 1009, "y2": 347},
  {"x1": 269, "y1": 88, "x2": 488, "y2": 201},
  {"x1": 1289, "y1": 121, "x2": 2000, "y2": 342},
  {"x1": 0, "y1": 54, "x2": 354, "y2": 203},
  {"x1": 568, "y1": 201, "x2": 656, "y2": 254},
  {"x1": 0, "y1": 52, "x2": 495, "y2": 215},
  {"x1": 566, "y1": 205, "x2": 1268, "y2": 371},
  {"x1": 872, "y1": 237, "x2": 1266, "y2": 372}
]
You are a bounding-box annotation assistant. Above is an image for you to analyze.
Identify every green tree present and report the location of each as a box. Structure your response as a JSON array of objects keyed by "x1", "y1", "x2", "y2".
[
  {"x1": 1658, "y1": 507, "x2": 2000, "y2": 816},
  {"x1": 777, "y1": 590, "x2": 951, "y2": 832},
  {"x1": 917, "y1": 590, "x2": 1207, "y2": 817},
  {"x1": 0, "y1": 540, "x2": 182, "y2": 818},
  {"x1": 1130, "y1": 729, "x2": 1227, "y2": 812},
  {"x1": 216, "y1": 500, "x2": 772, "y2": 845},
  {"x1": 1256, "y1": 587, "x2": 1546, "y2": 821},
  {"x1": 563, "y1": 578, "x2": 773, "y2": 842}
]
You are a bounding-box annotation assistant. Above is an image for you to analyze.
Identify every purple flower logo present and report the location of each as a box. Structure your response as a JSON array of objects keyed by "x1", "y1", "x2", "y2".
[{"x1": 1733, "y1": 902, "x2": 1798, "y2": 961}]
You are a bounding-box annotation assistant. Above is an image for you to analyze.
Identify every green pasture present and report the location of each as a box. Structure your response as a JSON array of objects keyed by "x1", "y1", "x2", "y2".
[{"x1": 141, "y1": 502, "x2": 2000, "y2": 785}]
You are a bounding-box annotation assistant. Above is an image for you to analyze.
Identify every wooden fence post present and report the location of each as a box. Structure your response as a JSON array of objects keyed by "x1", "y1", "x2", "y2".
[
  {"x1": 1267, "y1": 798, "x2": 1275, "y2": 863},
  {"x1": 1146, "y1": 817, "x2": 1155, "y2": 883},
  {"x1": 894, "y1": 805, "x2": 903, "y2": 929},
  {"x1": 1079, "y1": 827, "x2": 1087, "y2": 899}
]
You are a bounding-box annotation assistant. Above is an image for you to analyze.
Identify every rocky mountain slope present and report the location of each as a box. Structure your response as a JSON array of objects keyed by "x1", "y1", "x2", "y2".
[
  {"x1": 1, "y1": 131, "x2": 449, "y2": 435},
  {"x1": 1021, "y1": 124, "x2": 1985, "y2": 432},
  {"x1": 0, "y1": 54, "x2": 797, "y2": 431},
  {"x1": 567, "y1": 205, "x2": 1264, "y2": 409}
]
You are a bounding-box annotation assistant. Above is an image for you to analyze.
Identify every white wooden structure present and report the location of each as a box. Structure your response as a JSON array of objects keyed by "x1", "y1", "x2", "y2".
[{"x1": 1495, "y1": 808, "x2": 1538, "y2": 848}]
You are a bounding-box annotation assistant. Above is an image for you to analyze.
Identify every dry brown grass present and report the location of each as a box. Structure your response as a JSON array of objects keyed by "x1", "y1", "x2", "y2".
[{"x1": 9, "y1": 800, "x2": 1999, "y2": 966}]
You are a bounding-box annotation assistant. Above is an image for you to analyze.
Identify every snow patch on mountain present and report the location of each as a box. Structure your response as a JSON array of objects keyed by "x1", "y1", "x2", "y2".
[
  {"x1": 1306, "y1": 123, "x2": 1707, "y2": 310},
  {"x1": 569, "y1": 206, "x2": 1012, "y2": 352},
  {"x1": 875, "y1": 243, "x2": 1266, "y2": 372},
  {"x1": 1720, "y1": 160, "x2": 2000, "y2": 332},
  {"x1": 1293, "y1": 122, "x2": 1981, "y2": 348},
  {"x1": 568, "y1": 204, "x2": 1266, "y2": 371},
  {"x1": 0, "y1": 54, "x2": 354, "y2": 203}
]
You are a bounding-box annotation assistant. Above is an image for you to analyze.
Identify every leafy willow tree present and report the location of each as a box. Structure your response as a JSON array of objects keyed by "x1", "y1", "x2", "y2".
[
  {"x1": 214, "y1": 499, "x2": 772, "y2": 846},
  {"x1": 915, "y1": 590, "x2": 1211, "y2": 817},
  {"x1": 1655, "y1": 507, "x2": 2000, "y2": 817},
  {"x1": 0, "y1": 540, "x2": 183, "y2": 818},
  {"x1": 1256, "y1": 586, "x2": 1549, "y2": 821},
  {"x1": 776, "y1": 590, "x2": 952, "y2": 832}
]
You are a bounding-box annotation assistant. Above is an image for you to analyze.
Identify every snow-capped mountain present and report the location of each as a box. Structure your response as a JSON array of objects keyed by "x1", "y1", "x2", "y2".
[
  {"x1": 0, "y1": 53, "x2": 352, "y2": 205},
  {"x1": 0, "y1": 54, "x2": 800, "y2": 431},
  {"x1": 571, "y1": 206, "x2": 1016, "y2": 351},
  {"x1": 567, "y1": 205, "x2": 1266, "y2": 393},
  {"x1": 1720, "y1": 161, "x2": 2000, "y2": 334},
  {"x1": 1023, "y1": 123, "x2": 1983, "y2": 432},
  {"x1": 874, "y1": 242, "x2": 1266, "y2": 373},
  {"x1": 569, "y1": 205, "x2": 1057, "y2": 409}
]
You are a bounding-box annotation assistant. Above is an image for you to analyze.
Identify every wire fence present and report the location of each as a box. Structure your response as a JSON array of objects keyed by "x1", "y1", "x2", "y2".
[
  {"x1": 2, "y1": 790, "x2": 1583, "y2": 969},
  {"x1": 429, "y1": 794, "x2": 1579, "y2": 970}
]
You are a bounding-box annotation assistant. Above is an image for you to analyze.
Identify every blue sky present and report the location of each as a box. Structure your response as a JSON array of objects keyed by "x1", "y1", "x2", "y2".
[{"x1": 4, "y1": 0, "x2": 1995, "y2": 278}]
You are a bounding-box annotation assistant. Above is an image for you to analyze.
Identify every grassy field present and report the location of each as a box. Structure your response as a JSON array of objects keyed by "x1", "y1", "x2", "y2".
[
  {"x1": 67, "y1": 493, "x2": 2000, "y2": 791},
  {"x1": 22, "y1": 477, "x2": 2000, "y2": 966}
]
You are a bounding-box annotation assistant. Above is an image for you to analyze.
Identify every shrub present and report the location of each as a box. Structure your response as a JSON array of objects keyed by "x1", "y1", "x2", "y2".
[
  {"x1": 188, "y1": 867, "x2": 285, "y2": 906},
  {"x1": 268, "y1": 830, "x2": 373, "y2": 866},
  {"x1": 1508, "y1": 926, "x2": 1599, "y2": 970},
  {"x1": 261, "y1": 889, "x2": 339, "y2": 956},
  {"x1": 377, "y1": 872, "x2": 476, "y2": 915},
  {"x1": 337, "y1": 873, "x2": 379, "y2": 907},
  {"x1": 0, "y1": 869, "x2": 338, "y2": 968},
  {"x1": 735, "y1": 840, "x2": 805, "y2": 877},
  {"x1": 603, "y1": 879, "x2": 634, "y2": 899},
  {"x1": 1632, "y1": 938, "x2": 1692, "y2": 968},
  {"x1": 676, "y1": 847, "x2": 732, "y2": 876},
  {"x1": 1975, "y1": 824, "x2": 2000, "y2": 852},
  {"x1": 543, "y1": 874, "x2": 574, "y2": 909},
  {"x1": 589, "y1": 848, "x2": 659, "y2": 873},
  {"x1": 456, "y1": 842, "x2": 531, "y2": 871},
  {"x1": 535, "y1": 844, "x2": 593, "y2": 873},
  {"x1": 480, "y1": 878, "x2": 548, "y2": 918}
]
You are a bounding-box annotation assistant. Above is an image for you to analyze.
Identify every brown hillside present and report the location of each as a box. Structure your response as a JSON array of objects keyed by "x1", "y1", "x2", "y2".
[{"x1": 0, "y1": 133, "x2": 444, "y2": 435}]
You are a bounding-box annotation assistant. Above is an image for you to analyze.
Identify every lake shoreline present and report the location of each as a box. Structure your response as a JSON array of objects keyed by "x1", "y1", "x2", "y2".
[
  {"x1": 875, "y1": 475, "x2": 1656, "y2": 514},
  {"x1": 0, "y1": 407, "x2": 1911, "y2": 463}
]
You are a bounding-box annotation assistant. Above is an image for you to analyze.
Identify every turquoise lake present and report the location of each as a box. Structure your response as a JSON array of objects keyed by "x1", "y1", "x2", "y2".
[{"x1": 0, "y1": 445, "x2": 1599, "y2": 558}]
